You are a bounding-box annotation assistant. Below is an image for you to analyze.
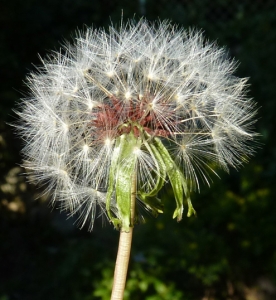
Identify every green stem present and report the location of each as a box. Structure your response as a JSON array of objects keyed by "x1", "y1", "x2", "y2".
[{"x1": 110, "y1": 173, "x2": 136, "y2": 300}]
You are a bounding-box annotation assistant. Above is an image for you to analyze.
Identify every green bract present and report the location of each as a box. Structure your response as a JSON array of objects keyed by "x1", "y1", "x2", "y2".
[{"x1": 106, "y1": 130, "x2": 196, "y2": 231}]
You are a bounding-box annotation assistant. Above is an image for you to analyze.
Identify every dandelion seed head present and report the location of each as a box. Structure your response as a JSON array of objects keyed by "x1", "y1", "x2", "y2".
[{"x1": 15, "y1": 18, "x2": 258, "y2": 230}]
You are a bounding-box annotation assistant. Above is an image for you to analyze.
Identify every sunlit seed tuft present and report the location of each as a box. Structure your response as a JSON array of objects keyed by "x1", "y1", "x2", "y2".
[
  {"x1": 87, "y1": 102, "x2": 93, "y2": 110},
  {"x1": 105, "y1": 138, "x2": 113, "y2": 147},
  {"x1": 125, "y1": 92, "x2": 131, "y2": 100},
  {"x1": 107, "y1": 70, "x2": 114, "y2": 77},
  {"x1": 83, "y1": 144, "x2": 89, "y2": 153},
  {"x1": 133, "y1": 147, "x2": 141, "y2": 156},
  {"x1": 62, "y1": 123, "x2": 69, "y2": 132}
]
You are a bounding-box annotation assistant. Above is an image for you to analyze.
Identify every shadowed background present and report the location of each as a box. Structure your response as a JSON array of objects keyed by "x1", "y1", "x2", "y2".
[{"x1": 0, "y1": 0, "x2": 275, "y2": 299}]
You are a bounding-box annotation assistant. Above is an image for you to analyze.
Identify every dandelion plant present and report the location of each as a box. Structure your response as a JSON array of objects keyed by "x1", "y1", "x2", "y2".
[{"x1": 15, "y1": 19, "x2": 257, "y2": 299}]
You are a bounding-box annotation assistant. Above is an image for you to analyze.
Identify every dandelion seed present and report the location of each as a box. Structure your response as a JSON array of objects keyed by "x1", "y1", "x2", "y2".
[
  {"x1": 107, "y1": 70, "x2": 115, "y2": 77},
  {"x1": 83, "y1": 144, "x2": 89, "y2": 153},
  {"x1": 125, "y1": 91, "x2": 131, "y2": 100},
  {"x1": 15, "y1": 18, "x2": 257, "y2": 231}
]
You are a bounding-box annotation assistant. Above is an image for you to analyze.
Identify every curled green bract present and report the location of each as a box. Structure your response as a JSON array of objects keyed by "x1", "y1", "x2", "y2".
[
  {"x1": 106, "y1": 133, "x2": 141, "y2": 231},
  {"x1": 107, "y1": 130, "x2": 196, "y2": 231}
]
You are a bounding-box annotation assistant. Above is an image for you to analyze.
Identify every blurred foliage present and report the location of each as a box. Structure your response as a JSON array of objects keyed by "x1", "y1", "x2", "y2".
[{"x1": 1, "y1": 0, "x2": 276, "y2": 299}]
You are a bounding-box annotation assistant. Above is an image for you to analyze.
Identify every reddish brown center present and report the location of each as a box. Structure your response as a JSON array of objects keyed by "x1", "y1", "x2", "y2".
[{"x1": 91, "y1": 94, "x2": 173, "y2": 141}]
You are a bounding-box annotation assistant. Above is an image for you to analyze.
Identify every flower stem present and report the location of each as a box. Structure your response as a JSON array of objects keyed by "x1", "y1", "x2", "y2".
[{"x1": 110, "y1": 173, "x2": 136, "y2": 300}]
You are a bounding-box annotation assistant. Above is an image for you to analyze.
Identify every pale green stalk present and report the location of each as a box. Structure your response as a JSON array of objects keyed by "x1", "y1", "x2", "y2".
[{"x1": 110, "y1": 173, "x2": 136, "y2": 300}]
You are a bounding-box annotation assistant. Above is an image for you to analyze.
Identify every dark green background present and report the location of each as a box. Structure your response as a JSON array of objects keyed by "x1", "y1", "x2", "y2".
[{"x1": 1, "y1": 1, "x2": 275, "y2": 299}]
